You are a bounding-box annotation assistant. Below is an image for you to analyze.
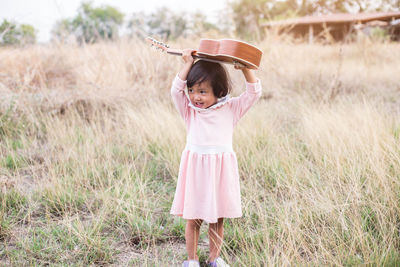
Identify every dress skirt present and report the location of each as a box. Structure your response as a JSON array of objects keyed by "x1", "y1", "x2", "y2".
[{"x1": 170, "y1": 148, "x2": 242, "y2": 223}]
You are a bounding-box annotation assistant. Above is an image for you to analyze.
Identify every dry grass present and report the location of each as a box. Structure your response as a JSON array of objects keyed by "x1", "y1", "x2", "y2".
[{"x1": 1, "y1": 36, "x2": 400, "y2": 266}]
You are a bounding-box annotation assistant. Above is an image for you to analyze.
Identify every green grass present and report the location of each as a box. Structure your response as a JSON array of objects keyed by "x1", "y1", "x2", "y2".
[
  {"x1": 6, "y1": 221, "x2": 114, "y2": 265},
  {"x1": 0, "y1": 39, "x2": 400, "y2": 266},
  {"x1": 2, "y1": 154, "x2": 27, "y2": 170}
]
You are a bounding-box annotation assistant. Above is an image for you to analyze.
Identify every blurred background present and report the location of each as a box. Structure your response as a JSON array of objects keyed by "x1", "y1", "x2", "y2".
[{"x1": 1, "y1": 0, "x2": 399, "y2": 45}]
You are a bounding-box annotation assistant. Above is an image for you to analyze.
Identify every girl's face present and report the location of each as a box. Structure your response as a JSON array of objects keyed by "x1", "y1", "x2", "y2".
[{"x1": 188, "y1": 81, "x2": 218, "y2": 109}]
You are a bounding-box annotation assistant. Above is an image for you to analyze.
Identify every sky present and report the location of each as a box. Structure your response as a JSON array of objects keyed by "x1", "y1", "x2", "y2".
[{"x1": 0, "y1": 0, "x2": 228, "y2": 42}]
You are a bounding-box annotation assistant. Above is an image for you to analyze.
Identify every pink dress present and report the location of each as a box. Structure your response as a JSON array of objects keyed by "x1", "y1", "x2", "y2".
[{"x1": 170, "y1": 75, "x2": 262, "y2": 223}]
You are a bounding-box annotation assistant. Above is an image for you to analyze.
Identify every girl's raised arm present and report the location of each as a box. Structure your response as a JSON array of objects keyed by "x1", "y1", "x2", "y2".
[
  {"x1": 170, "y1": 49, "x2": 195, "y2": 122},
  {"x1": 229, "y1": 66, "x2": 262, "y2": 125},
  {"x1": 178, "y1": 49, "x2": 195, "y2": 80},
  {"x1": 234, "y1": 64, "x2": 257, "y2": 83}
]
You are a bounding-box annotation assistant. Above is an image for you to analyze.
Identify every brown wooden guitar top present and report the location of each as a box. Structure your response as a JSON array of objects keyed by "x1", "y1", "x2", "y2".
[
  {"x1": 147, "y1": 37, "x2": 263, "y2": 69},
  {"x1": 195, "y1": 39, "x2": 262, "y2": 69}
]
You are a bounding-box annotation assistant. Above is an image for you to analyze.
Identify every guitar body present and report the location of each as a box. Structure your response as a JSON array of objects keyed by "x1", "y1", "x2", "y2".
[
  {"x1": 147, "y1": 37, "x2": 263, "y2": 69},
  {"x1": 195, "y1": 39, "x2": 262, "y2": 69}
]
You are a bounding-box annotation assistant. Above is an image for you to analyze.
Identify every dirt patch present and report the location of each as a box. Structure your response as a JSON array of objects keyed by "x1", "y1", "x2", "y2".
[{"x1": 110, "y1": 239, "x2": 209, "y2": 266}]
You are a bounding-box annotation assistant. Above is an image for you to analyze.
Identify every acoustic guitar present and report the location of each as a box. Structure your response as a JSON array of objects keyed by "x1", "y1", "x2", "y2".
[{"x1": 147, "y1": 37, "x2": 262, "y2": 69}]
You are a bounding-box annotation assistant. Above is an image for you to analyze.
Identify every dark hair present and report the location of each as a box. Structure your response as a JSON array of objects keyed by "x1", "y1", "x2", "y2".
[{"x1": 187, "y1": 60, "x2": 232, "y2": 98}]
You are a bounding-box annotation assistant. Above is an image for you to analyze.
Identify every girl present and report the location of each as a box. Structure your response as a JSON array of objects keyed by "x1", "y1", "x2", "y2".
[{"x1": 170, "y1": 49, "x2": 262, "y2": 267}]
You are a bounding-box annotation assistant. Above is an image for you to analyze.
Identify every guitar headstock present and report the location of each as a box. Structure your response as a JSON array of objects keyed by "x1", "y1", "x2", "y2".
[{"x1": 147, "y1": 37, "x2": 169, "y2": 52}]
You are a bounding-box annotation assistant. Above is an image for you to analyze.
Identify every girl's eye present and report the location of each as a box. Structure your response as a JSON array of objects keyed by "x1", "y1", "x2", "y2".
[
  {"x1": 200, "y1": 91, "x2": 206, "y2": 94},
  {"x1": 188, "y1": 89, "x2": 193, "y2": 93}
]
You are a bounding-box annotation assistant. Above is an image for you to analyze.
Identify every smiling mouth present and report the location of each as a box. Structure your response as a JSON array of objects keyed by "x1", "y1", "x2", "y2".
[{"x1": 194, "y1": 102, "x2": 204, "y2": 108}]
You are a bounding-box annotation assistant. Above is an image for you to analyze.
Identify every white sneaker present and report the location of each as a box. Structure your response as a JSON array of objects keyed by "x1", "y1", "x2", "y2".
[
  {"x1": 208, "y1": 257, "x2": 230, "y2": 267},
  {"x1": 182, "y1": 260, "x2": 200, "y2": 267}
]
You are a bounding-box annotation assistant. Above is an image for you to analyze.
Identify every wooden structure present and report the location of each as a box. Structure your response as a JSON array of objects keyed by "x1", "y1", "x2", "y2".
[{"x1": 263, "y1": 12, "x2": 400, "y2": 42}]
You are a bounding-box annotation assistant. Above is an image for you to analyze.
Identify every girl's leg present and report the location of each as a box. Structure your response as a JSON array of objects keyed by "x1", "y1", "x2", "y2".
[
  {"x1": 185, "y1": 219, "x2": 203, "y2": 260},
  {"x1": 208, "y1": 217, "x2": 224, "y2": 262}
]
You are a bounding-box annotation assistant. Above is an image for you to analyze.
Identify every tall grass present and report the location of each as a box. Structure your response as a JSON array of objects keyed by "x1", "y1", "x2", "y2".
[{"x1": 0, "y1": 37, "x2": 400, "y2": 266}]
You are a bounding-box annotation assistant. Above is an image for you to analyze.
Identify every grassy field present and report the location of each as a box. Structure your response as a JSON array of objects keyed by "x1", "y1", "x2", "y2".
[{"x1": 1, "y1": 37, "x2": 400, "y2": 266}]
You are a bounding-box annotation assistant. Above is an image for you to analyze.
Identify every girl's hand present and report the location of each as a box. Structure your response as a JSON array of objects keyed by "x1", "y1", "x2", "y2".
[
  {"x1": 182, "y1": 48, "x2": 195, "y2": 66},
  {"x1": 178, "y1": 49, "x2": 195, "y2": 81},
  {"x1": 233, "y1": 61, "x2": 257, "y2": 82},
  {"x1": 233, "y1": 61, "x2": 246, "y2": 70}
]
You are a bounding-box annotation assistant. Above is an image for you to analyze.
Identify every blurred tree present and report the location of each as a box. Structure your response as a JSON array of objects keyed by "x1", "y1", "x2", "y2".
[
  {"x1": 189, "y1": 11, "x2": 220, "y2": 36},
  {"x1": 348, "y1": 0, "x2": 399, "y2": 12},
  {"x1": 231, "y1": 0, "x2": 269, "y2": 41},
  {"x1": 128, "y1": 8, "x2": 222, "y2": 40},
  {"x1": 0, "y1": 20, "x2": 36, "y2": 46},
  {"x1": 313, "y1": 0, "x2": 372, "y2": 13},
  {"x1": 127, "y1": 11, "x2": 148, "y2": 39},
  {"x1": 128, "y1": 7, "x2": 189, "y2": 40},
  {"x1": 229, "y1": 0, "x2": 400, "y2": 40},
  {"x1": 302, "y1": 0, "x2": 400, "y2": 13},
  {"x1": 384, "y1": 0, "x2": 400, "y2": 11},
  {"x1": 52, "y1": 19, "x2": 73, "y2": 43},
  {"x1": 52, "y1": 2, "x2": 124, "y2": 43},
  {"x1": 268, "y1": 0, "x2": 314, "y2": 19},
  {"x1": 216, "y1": 8, "x2": 236, "y2": 36}
]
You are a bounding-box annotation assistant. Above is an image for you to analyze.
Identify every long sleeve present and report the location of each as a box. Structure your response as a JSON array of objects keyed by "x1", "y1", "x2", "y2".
[
  {"x1": 228, "y1": 79, "x2": 262, "y2": 126},
  {"x1": 170, "y1": 74, "x2": 189, "y2": 121}
]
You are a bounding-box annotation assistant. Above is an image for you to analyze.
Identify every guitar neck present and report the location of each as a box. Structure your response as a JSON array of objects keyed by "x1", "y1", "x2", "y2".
[
  {"x1": 166, "y1": 48, "x2": 234, "y2": 65},
  {"x1": 166, "y1": 49, "x2": 183, "y2": 56}
]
